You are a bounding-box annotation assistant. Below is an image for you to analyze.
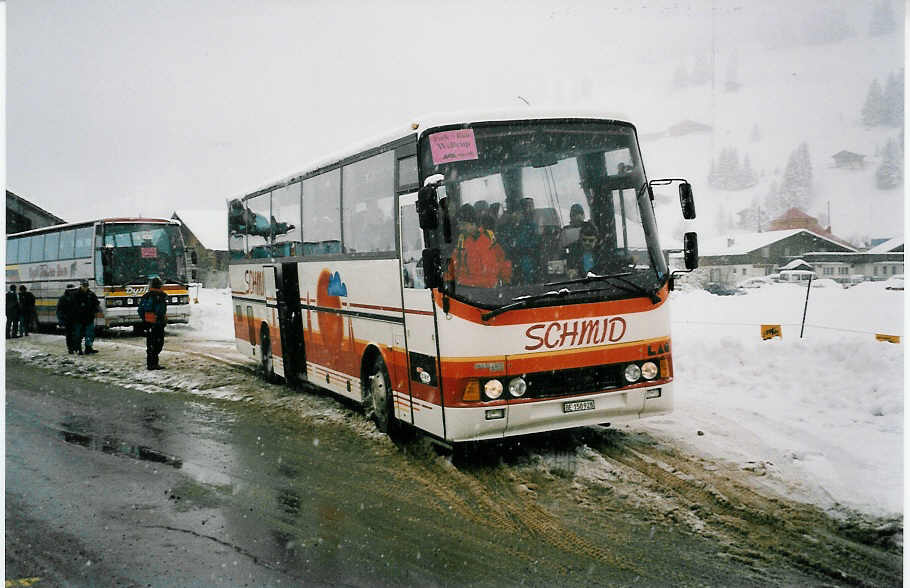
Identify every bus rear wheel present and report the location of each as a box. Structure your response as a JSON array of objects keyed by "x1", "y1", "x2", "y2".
[{"x1": 365, "y1": 355, "x2": 396, "y2": 437}]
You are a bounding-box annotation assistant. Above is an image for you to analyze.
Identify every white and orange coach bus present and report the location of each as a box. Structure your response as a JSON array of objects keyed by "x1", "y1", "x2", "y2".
[
  {"x1": 6, "y1": 218, "x2": 193, "y2": 330},
  {"x1": 228, "y1": 111, "x2": 698, "y2": 444}
]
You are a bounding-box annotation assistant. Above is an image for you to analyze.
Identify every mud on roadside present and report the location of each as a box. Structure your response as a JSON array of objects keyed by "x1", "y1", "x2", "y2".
[{"x1": 6, "y1": 332, "x2": 903, "y2": 586}]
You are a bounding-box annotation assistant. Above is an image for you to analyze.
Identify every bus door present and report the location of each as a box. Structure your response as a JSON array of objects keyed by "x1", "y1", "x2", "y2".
[
  {"x1": 277, "y1": 262, "x2": 306, "y2": 384},
  {"x1": 399, "y1": 192, "x2": 444, "y2": 437}
]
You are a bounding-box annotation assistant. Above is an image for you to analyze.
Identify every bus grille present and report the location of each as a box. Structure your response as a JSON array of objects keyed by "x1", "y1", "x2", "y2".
[{"x1": 522, "y1": 364, "x2": 621, "y2": 399}]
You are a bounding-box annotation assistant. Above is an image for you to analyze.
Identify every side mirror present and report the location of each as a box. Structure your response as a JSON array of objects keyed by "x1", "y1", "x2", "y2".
[
  {"x1": 679, "y1": 183, "x2": 696, "y2": 219},
  {"x1": 422, "y1": 248, "x2": 442, "y2": 289},
  {"x1": 683, "y1": 232, "x2": 699, "y2": 270},
  {"x1": 416, "y1": 186, "x2": 439, "y2": 230}
]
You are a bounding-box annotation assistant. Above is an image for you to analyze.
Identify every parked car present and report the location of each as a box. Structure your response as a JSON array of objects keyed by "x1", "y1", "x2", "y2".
[
  {"x1": 810, "y1": 278, "x2": 843, "y2": 289},
  {"x1": 736, "y1": 276, "x2": 774, "y2": 289},
  {"x1": 704, "y1": 282, "x2": 741, "y2": 296},
  {"x1": 884, "y1": 275, "x2": 904, "y2": 291}
]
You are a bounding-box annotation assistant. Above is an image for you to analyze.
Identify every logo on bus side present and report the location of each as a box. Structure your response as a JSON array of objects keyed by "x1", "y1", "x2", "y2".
[
  {"x1": 524, "y1": 317, "x2": 627, "y2": 351},
  {"x1": 125, "y1": 285, "x2": 150, "y2": 296}
]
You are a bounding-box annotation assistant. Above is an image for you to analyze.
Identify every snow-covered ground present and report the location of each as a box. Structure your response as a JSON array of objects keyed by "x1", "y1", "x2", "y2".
[{"x1": 176, "y1": 284, "x2": 903, "y2": 520}]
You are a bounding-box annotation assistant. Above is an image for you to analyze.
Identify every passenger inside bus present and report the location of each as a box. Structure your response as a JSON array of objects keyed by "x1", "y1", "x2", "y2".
[
  {"x1": 497, "y1": 197, "x2": 539, "y2": 285},
  {"x1": 566, "y1": 222, "x2": 600, "y2": 278},
  {"x1": 450, "y1": 204, "x2": 512, "y2": 288},
  {"x1": 558, "y1": 203, "x2": 587, "y2": 249}
]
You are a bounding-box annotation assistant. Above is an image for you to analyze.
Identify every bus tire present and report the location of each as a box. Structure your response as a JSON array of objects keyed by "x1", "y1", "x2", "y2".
[
  {"x1": 133, "y1": 324, "x2": 146, "y2": 335},
  {"x1": 260, "y1": 325, "x2": 276, "y2": 383},
  {"x1": 365, "y1": 354, "x2": 397, "y2": 437}
]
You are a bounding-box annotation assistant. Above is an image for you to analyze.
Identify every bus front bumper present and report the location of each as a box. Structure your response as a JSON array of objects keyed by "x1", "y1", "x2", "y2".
[
  {"x1": 102, "y1": 305, "x2": 192, "y2": 327},
  {"x1": 443, "y1": 382, "x2": 673, "y2": 443}
]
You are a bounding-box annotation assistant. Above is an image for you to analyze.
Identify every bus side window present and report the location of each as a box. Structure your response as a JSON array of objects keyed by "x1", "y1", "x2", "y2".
[
  {"x1": 31, "y1": 234, "x2": 46, "y2": 263},
  {"x1": 272, "y1": 181, "x2": 303, "y2": 258},
  {"x1": 246, "y1": 192, "x2": 271, "y2": 258},
  {"x1": 6, "y1": 238, "x2": 18, "y2": 264},
  {"x1": 302, "y1": 169, "x2": 341, "y2": 255},
  {"x1": 44, "y1": 232, "x2": 60, "y2": 262},
  {"x1": 74, "y1": 227, "x2": 93, "y2": 258},
  {"x1": 58, "y1": 229, "x2": 76, "y2": 260},
  {"x1": 17, "y1": 236, "x2": 31, "y2": 264},
  {"x1": 342, "y1": 151, "x2": 395, "y2": 254},
  {"x1": 400, "y1": 201, "x2": 425, "y2": 289}
]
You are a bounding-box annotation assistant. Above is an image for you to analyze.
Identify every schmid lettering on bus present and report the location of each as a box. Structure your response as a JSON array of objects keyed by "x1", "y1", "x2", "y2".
[{"x1": 524, "y1": 317, "x2": 627, "y2": 351}]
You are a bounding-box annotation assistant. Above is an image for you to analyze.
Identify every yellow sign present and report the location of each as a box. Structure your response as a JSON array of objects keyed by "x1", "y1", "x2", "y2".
[
  {"x1": 875, "y1": 334, "x2": 901, "y2": 344},
  {"x1": 761, "y1": 324, "x2": 782, "y2": 340}
]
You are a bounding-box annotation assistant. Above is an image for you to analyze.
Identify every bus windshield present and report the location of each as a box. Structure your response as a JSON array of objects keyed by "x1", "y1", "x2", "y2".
[
  {"x1": 418, "y1": 120, "x2": 668, "y2": 308},
  {"x1": 102, "y1": 223, "x2": 187, "y2": 285}
]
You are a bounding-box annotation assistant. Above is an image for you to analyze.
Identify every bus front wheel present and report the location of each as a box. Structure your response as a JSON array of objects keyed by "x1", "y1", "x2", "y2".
[{"x1": 365, "y1": 355, "x2": 396, "y2": 437}]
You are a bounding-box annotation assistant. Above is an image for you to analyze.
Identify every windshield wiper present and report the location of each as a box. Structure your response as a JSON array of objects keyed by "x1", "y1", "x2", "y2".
[
  {"x1": 481, "y1": 288, "x2": 575, "y2": 321},
  {"x1": 545, "y1": 272, "x2": 661, "y2": 304}
]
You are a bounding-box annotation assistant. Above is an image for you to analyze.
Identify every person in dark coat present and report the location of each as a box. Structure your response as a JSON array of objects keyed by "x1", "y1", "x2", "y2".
[
  {"x1": 18, "y1": 285, "x2": 36, "y2": 336},
  {"x1": 57, "y1": 284, "x2": 78, "y2": 353},
  {"x1": 138, "y1": 277, "x2": 168, "y2": 370},
  {"x1": 6, "y1": 284, "x2": 21, "y2": 339},
  {"x1": 73, "y1": 280, "x2": 100, "y2": 354}
]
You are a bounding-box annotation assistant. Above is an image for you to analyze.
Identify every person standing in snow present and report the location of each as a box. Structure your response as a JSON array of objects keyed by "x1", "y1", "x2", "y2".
[
  {"x1": 6, "y1": 284, "x2": 21, "y2": 339},
  {"x1": 18, "y1": 285, "x2": 36, "y2": 336},
  {"x1": 57, "y1": 284, "x2": 79, "y2": 353},
  {"x1": 73, "y1": 279, "x2": 100, "y2": 354},
  {"x1": 138, "y1": 277, "x2": 168, "y2": 370}
]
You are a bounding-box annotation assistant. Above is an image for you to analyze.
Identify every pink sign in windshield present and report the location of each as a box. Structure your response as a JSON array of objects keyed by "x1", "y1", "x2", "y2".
[
  {"x1": 429, "y1": 129, "x2": 479, "y2": 165},
  {"x1": 141, "y1": 247, "x2": 158, "y2": 258}
]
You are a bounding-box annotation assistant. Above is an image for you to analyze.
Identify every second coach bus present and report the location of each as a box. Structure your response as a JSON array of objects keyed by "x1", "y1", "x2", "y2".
[
  {"x1": 6, "y1": 218, "x2": 193, "y2": 330},
  {"x1": 228, "y1": 111, "x2": 698, "y2": 444}
]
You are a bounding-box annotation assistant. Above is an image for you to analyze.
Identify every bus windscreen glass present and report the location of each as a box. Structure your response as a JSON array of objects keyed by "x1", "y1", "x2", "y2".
[
  {"x1": 419, "y1": 121, "x2": 667, "y2": 308},
  {"x1": 102, "y1": 223, "x2": 187, "y2": 285}
]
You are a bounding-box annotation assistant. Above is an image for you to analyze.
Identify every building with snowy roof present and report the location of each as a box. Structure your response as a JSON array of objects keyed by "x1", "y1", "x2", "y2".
[{"x1": 689, "y1": 229, "x2": 856, "y2": 287}]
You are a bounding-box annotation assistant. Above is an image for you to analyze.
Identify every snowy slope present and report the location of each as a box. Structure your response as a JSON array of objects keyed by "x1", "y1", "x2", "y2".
[{"x1": 621, "y1": 34, "x2": 906, "y2": 246}]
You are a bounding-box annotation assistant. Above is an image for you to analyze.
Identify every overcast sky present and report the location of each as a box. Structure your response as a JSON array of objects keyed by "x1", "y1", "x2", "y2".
[{"x1": 7, "y1": 0, "x2": 898, "y2": 224}]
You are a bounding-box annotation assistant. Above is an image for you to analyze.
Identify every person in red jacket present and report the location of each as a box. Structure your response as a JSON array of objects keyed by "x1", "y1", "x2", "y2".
[{"x1": 450, "y1": 204, "x2": 512, "y2": 288}]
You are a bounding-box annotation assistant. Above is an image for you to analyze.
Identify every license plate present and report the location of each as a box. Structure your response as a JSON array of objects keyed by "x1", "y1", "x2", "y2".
[{"x1": 563, "y1": 400, "x2": 595, "y2": 413}]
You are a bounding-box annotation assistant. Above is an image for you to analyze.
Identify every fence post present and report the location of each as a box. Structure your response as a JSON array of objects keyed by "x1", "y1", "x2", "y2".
[{"x1": 800, "y1": 275, "x2": 812, "y2": 338}]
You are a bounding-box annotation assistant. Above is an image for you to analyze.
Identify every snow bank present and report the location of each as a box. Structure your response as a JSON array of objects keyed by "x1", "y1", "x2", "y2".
[{"x1": 636, "y1": 282, "x2": 903, "y2": 517}]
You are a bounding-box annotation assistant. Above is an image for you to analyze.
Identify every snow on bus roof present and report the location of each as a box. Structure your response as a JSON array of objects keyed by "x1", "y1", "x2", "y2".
[
  {"x1": 231, "y1": 108, "x2": 633, "y2": 202},
  {"x1": 7, "y1": 217, "x2": 178, "y2": 238}
]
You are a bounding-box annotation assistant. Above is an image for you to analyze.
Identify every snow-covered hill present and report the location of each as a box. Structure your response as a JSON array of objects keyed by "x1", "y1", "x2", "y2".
[{"x1": 619, "y1": 33, "x2": 905, "y2": 247}]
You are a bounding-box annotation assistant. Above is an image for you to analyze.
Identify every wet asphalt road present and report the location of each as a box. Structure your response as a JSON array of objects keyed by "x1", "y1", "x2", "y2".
[{"x1": 5, "y1": 354, "x2": 885, "y2": 587}]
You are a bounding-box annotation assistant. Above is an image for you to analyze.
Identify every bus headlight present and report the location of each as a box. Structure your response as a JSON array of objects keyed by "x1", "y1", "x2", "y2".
[
  {"x1": 624, "y1": 364, "x2": 642, "y2": 383},
  {"x1": 484, "y1": 379, "x2": 503, "y2": 400},
  {"x1": 641, "y1": 361, "x2": 658, "y2": 380},
  {"x1": 508, "y1": 377, "x2": 527, "y2": 397}
]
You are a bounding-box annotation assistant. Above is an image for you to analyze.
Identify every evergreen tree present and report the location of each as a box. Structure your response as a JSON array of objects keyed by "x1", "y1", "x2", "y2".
[
  {"x1": 861, "y1": 79, "x2": 884, "y2": 126},
  {"x1": 779, "y1": 142, "x2": 813, "y2": 211},
  {"x1": 869, "y1": 0, "x2": 896, "y2": 37},
  {"x1": 737, "y1": 155, "x2": 758, "y2": 189},
  {"x1": 882, "y1": 70, "x2": 904, "y2": 127},
  {"x1": 763, "y1": 180, "x2": 782, "y2": 218},
  {"x1": 876, "y1": 138, "x2": 903, "y2": 189}
]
